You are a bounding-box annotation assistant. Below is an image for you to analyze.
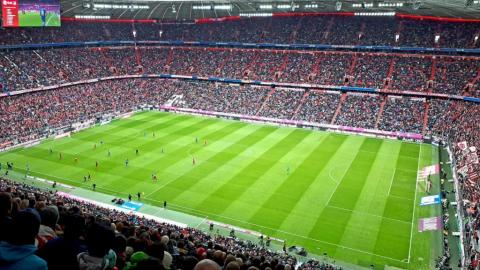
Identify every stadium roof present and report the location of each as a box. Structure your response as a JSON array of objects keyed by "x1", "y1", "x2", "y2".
[{"x1": 60, "y1": 0, "x2": 480, "y2": 21}]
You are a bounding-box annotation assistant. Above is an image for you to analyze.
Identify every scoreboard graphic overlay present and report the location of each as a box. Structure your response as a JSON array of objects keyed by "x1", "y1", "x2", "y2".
[{"x1": 2, "y1": 0, "x2": 60, "y2": 27}]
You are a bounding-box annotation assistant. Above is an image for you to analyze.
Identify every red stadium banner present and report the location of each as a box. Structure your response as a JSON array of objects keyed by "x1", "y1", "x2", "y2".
[{"x1": 2, "y1": 0, "x2": 20, "y2": 27}]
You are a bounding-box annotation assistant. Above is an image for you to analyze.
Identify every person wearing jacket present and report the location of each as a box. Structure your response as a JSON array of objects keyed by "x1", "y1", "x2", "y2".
[{"x1": 0, "y1": 209, "x2": 47, "y2": 270}]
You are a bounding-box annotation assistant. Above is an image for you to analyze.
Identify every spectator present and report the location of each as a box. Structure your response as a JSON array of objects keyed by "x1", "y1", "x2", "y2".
[
  {"x1": 77, "y1": 222, "x2": 116, "y2": 270},
  {"x1": 0, "y1": 209, "x2": 47, "y2": 270}
]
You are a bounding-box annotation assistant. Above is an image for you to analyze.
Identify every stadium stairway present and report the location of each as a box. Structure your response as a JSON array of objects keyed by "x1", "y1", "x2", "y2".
[
  {"x1": 310, "y1": 54, "x2": 323, "y2": 81},
  {"x1": 100, "y1": 49, "x2": 115, "y2": 72},
  {"x1": 278, "y1": 53, "x2": 290, "y2": 78},
  {"x1": 348, "y1": 52, "x2": 359, "y2": 76},
  {"x1": 330, "y1": 92, "x2": 347, "y2": 125},
  {"x1": 255, "y1": 88, "x2": 276, "y2": 116},
  {"x1": 358, "y1": 22, "x2": 366, "y2": 46},
  {"x1": 135, "y1": 47, "x2": 142, "y2": 67},
  {"x1": 291, "y1": 91, "x2": 310, "y2": 120},
  {"x1": 324, "y1": 17, "x2": 335, "y2": 42},
  {"x1": 374, "y1": 95, "x2": 387, "y2": 129},
  {"x1": 224, "y1": 85, "x2": 242, "y2": 111},
  {"x1": 244, "y1": 52, "x2": 261, "y2": 79},
  {"x1": 430, "y1": 57, "x2": 437, "y2": 82},
  {"x1": 165, "y1": 48, "x2": 174, "y2": 73},
  {"x1": 465, "y1": 68, "x2": 480, "y2": 96},
  {"x1": 422, "y1": 100, "x2": 430, "y2": 135},
  {"x1": 385, "y1": 57, "x2": 396, "y2": 87},
  {"x1": 288, "y1": 18, "x2": 303, "y2": 44},
  {"x1": 215, "y1": 51, "x2": 232, "y2": 77}
]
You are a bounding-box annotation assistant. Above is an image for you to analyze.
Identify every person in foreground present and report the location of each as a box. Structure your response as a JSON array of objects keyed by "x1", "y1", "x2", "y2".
[{"x1": 0, "y1": 209, "x2": 47, "y2": 270}]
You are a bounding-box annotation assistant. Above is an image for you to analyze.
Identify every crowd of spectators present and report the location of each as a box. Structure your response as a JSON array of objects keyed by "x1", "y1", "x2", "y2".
[
  {"x1": 251, "y1": 52, "x2": 286, "y2": 82},
  {"x1": 226, "y1": 86, "x2": 270, "y2": 116},
  {"x1": 293, "y1": 91, "x2": 339, "y2": 124},
  {"x1": 434, "y1": 57, "x2": 479, "y2": 95},
  {"x1": 348, "y1": 54, "x2": 391, "y2": 89},
  {"x1": 1, "y1": 17, "x2": 479, "y2": 48},
  {"x1": 427, "y1": 100, "x2": 480, "y2": 269},
  {"x1": 217, "y1": 50, "x2": 256, "y2": 79},
  {"x1": 169, "y1": 81, "x2": 237, "y2": 113},
  {"x1": 378, "y1": 97, "x2": 425, "y2": 134},
  {"x1": 1, "y1": 47, "x2": 479, "y2": 98},
  {"x1": 257, "y1": 89, "x2": 304, "y2": 119},
  {"x1": 334, "y1": 94, "x2": 381, "y2": 129},
  {"x1": 313, "y1": 54, "x2": 351, "y2": 86},
  {"x1": 280, "y1": 53, "x2": 316, "y2": 84},
  {"x1": 390, "y1": 56, "x2": 432, "y2": 92},
  {"x1": 0, "y1": 177, "x2": 324, "y2": 270},
  {"x1": 169, "y1": 49, "x2": 229, "y2": 77}
]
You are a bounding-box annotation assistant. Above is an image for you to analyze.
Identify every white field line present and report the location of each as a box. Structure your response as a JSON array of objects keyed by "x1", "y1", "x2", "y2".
[
  {"x1": 388, "y1": 194, "x2": 413, "y2": 201},
  {"x1": 144, "y1": 176, "x2": 182, "y2": 197},
  {"x1": 408, "y1": 144, "x2": 422, "y2": 263},
  {"x1": 327, "y1": 205, "x2": 411, "y2": 224},
  {"x1": 327, "y1": 165, "x2": 341, "y2": 184},
  {"x1": 387, "y1": 168, "x2": 396, "y2": 196},
  {"x1": 145, "y1": 197, "x2": 406, "y2": 263},
  {"x1": 325, "y1": 149, "x2": 361, "y2": 206},
  {"x1": 196, "y1": 216, "x2": 209, "y2": 228}
]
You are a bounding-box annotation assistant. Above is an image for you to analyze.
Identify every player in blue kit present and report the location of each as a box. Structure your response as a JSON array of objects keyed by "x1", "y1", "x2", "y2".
[{"x1": 40, "y1": 7, "x2": 47, "y2": 27}]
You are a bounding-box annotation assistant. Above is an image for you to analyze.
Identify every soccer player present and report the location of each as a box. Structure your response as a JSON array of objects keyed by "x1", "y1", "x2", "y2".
[
  {"x1": 95, "y1": 161, "x2": 99, "y2": 169},
  {"x1": 100, "y1": 140, "x2": 104, "y2": 145},
  {"x1": 286, "y1": 165, "x2": 290, "y2": 175},
  {"x1": 128, "y1": 194, "x2": 132, "y2": 201},
  {"x1": 137, "y1": 192, "x2": 141, "y2": 201},
  {"x1": 204, "y1": 139, "x2": 208, "y2": 146},
  {"x1": 107, "y1": 150, "x2": 111, "y2": 157},
  {"x1": 83, "y1": 176, "x2": 87, "y2": 182},
  {"x1": 92, "y1": 183, "x2": 96, "y2": 191},
  {"x1": 161, "y1": 148, "x2": 164, "y2": 154},
  {"x1": 153, "y1": 132, "x2": 155, "y2": 138},
  {"x1": 49, "y1": 148, "x2": 53, "y2": 155},
  {"x1": 426, "y1": 177, "x2": 432, "y2": 194},
  {"x1": 192, "y1": 157, "x2": 196, "y2": 165},
  {"x1": 195, "y1": 137, "x2": 198, "y2": 144},
  {"x1": 74, "y1": 157, "x2": 78, "y2": 163},
  {"x1": 25, "y1": 163, "x2": 30, "y2": 178},
  {"x1": 88, "y1": 173, "x2": 91, "y2": 181},
  {"x1": 136, "y1": 149, "x2": 139, "y2": 156},
  {"x1": 125, "y1": 159, "x2": 129, "y2": 167},
  {"x1": 40, "y1": 7, "x2": 47, "y2": 27},
  {"x1": 163, "y1": 201, "x2": 167, "y2": 208},
  {"x1": 59, "y1": 153, "x2": 62, "y2": 160}
]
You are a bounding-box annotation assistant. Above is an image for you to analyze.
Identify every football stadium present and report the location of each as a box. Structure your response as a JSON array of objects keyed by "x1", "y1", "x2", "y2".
[{"x1": 0, "y1": 1, "x2": 479, "y2": 270}]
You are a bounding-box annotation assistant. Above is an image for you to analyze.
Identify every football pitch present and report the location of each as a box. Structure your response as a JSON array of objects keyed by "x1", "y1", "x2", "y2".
[
  {"x1": 18, "y1": 12, "x2": 61, "y2": 27},
  {"x1": 0, "y1": 111, "x2": 442, "y2": 269}
]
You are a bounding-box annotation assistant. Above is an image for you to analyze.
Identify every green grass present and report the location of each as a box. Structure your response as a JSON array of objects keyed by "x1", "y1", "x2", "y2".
[
  {"x1": 18, "y1": 12, "x2": 60, "y2": 27},
  {"x1": 0, "y1": 111, "x2": 442, "y2": 269}
]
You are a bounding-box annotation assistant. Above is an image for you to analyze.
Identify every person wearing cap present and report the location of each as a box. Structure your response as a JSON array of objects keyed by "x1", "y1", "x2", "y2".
[{"x1": 0, "y1": 209, "x2": 47, "y2": 270}]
